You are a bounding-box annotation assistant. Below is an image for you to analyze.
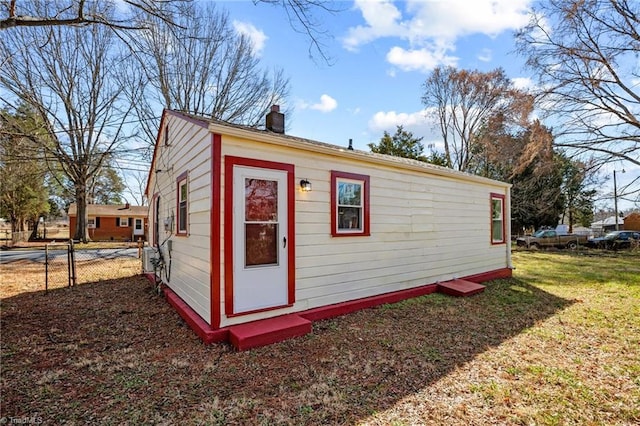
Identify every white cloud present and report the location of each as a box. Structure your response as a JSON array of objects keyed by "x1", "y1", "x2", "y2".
[
  {"x1": 512, "y1": 77, "x2": 534, "y2": 91},
  {"x1": 477, "y1": 48, "x2": 492, "y2": 62},
  {"x1": 233, "y1": 21, "x2": 267, "y2": 55},
  {"x1": 343, "y1": 0, "x2": 405, "y2": 51},
  {"x1": 299, "y1": 94, "x2": 338, "y2": 113},
  {"x1": 366, "y1": 108, "x2": 444, "y2": 151},
  {"x1": 387, "y1": 46, "x2": 458, "y2": 72},
  {"x1": 368, "y1": 109, "x2": 430, "y2": 131},
  {"x1": 343, "y1": 0, "x2": 532, "y2": 72}
]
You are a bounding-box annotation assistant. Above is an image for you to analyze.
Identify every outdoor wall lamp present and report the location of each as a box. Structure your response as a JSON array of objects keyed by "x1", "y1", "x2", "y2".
[{"x1": 300, "y1": 179, "x2": 312, "y2": 192}]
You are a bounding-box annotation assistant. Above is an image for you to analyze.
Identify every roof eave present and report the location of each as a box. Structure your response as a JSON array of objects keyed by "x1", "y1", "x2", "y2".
[{"x1": 208, "y1": 122, "x2": 511, "y2": 189}]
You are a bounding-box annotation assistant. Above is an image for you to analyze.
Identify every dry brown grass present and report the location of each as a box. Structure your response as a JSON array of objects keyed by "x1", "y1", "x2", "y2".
[
  {"x1": 0, "y1": 257, "x2": 140, "y2": 297},
  {"x1": 1, "y1": 251, "x2": 639, "y2": 425}
]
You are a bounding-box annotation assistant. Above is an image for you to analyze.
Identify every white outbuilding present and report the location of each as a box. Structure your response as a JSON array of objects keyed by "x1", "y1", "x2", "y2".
[{"x1": 144, "y1": 108, "x2": 513, "y2": 349}]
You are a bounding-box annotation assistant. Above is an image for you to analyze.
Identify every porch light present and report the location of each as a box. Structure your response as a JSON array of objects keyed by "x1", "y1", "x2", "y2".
[{"x1": 300, "y1": 179, "x2": 312, "y2": 192}]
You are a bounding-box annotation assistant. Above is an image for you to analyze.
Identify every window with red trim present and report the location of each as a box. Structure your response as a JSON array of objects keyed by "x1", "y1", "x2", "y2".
[
  {"x1": 491, "y1": 193, "x2": 505, "y2": 244},
  {"x1": 331, "y1": 171, "x2": 370, "y2": 237},
  {"x1": 176, "y1": 173, "x2": 188, "y2": 235}
]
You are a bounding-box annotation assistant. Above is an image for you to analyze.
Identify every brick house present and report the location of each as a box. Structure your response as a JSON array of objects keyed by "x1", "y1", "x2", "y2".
[
  {"x1": 624, "y1": 212, "x2": 640, "y2": 230},
  {"x1": 68, "y1": 203, "x2": 148, "y2": 241}
]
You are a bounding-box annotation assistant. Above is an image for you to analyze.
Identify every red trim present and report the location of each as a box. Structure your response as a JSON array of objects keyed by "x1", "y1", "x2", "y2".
[
  {"x1": 168, "y1": 110, "x2": 210, "y2": 129},
  {"x1": 144, "y1": 112, "x2": 167, "y2": 198},
  {"x1": 301, "y1": 284, "x2": 439, "y2": 322},
  {"x1": 145, "y1": 110, "x2": 209, "y2": 199},
  {"x1": 490, "y1": 193, "x2": 506, "y2": 245},
  {"x1": 146, "y1": 266, "x2": 512, "y2": 348},
  {"x1": 163, "y1": 286, "x2": 228, "y2": 344},
  {"x1": 463, "y1": 267, "x2": 512, "y2": 283},
  {"x1": 330, "y1": 171, "x2": 371, "y2": 237},
  {"x1": 224, "y1": 156, "x2": 296, "y2": 317},
  {"x1": 175, "y1": 171, "x2": 189, "y2": 236},
  {"x1": 210, "y1": 134, "x2": 222, "y2": 329},
  {"x1": 299, "y1": 268, "x2": 511, "y2": 322}
]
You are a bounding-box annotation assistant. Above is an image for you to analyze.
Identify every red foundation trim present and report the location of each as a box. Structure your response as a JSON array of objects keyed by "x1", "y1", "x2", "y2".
[
  {"x1": 463, "y1": 267, "x2": 512, "y2": 283},
  {"x1": 163, "y1": 286, "x2": 228, "y2": 344},
  {"x1": 300, "y1": 284, "x2": 439, "y2": 322},
  {"x1": 144, "y1": 267, "x2": 512, "y2": 350}
]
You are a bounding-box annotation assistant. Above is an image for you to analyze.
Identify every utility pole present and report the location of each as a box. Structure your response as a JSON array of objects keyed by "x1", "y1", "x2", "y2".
[{"x1": 613, "y1": 169, "x2": 625, "y2": 231}]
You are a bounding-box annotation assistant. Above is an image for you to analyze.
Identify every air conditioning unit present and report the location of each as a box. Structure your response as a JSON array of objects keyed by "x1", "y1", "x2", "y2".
[{"x1": 142, "y1": 247, "x2": 158, "y2": 273}]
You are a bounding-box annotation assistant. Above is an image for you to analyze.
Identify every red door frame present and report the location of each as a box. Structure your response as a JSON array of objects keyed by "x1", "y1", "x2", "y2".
[{"x1": 223, "y1": 155, "x2": 296, "y2": 317}]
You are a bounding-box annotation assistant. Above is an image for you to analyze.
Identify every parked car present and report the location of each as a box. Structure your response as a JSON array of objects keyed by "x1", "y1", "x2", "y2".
[
  {"x1": 586, "y1": 230, "x2": 640, "y2": 250},
  {"x1": 516, "y1": 229, "x2": 588, "y2": 249}
]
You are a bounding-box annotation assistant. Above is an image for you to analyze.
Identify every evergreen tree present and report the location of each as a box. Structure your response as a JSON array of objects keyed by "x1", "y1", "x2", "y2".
[
  {"x1": 0, "y1": 104, "x2": 51, "y2": 240},
  {"x1": 369, "y1": 125, "x2": 427, "y2": 161}
]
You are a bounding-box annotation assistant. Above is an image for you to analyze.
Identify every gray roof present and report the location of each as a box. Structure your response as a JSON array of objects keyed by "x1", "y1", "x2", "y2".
[{"x1": 68, "y1": 203, "x2": 148, "y2": 217}]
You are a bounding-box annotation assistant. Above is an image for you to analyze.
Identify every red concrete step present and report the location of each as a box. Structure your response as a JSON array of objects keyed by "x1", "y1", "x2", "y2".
[
  {"x1": 228, "y1": 314, "x2": 312, "y2": 351},
  {"x1": 437, "y1": 278, "x2": 486, "y2": 297}
]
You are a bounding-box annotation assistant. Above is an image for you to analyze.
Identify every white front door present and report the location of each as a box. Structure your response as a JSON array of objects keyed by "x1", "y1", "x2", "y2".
[
  {"x1": 233, "y1": 166, "x2": 289, "y2": 313},
  {"x1": 133, "y1": 218, "x2": 144, "y2": 236}
]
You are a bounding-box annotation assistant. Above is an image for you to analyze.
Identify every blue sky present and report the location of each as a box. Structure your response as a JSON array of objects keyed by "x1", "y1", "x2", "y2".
[
  {"x1": 216, "y1": 0, "x2": 638, "y2": 213},
  {"x1": 222, "y1": 0, "x2": 532, "y2": 150}
]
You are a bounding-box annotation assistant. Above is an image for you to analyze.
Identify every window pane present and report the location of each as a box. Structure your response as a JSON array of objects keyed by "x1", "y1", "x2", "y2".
[
  {"x1": 245, "y1": 178, "x2": 278, "y2": 222},
  {"x1": 338, "y1": 206, "x2": 362, "y2": 230},
  {"x1": 180, "y1": 182, "x2": 187, "y2": 202},
  {"x1": 492, "y1": 199, "x2": 502, "y2": 219},
  {"x1": 245, "y1": 223, "x2": 278, "y2": 267},
  {"x1": 179, "y1": 202, "x2": 187, "y2": 231},
  {"x1": 492, "y1": 219, "x2": 503, "y2": 241},
  {"x1": 338, "y1": 181, "x2": 362, "y2": 206}
]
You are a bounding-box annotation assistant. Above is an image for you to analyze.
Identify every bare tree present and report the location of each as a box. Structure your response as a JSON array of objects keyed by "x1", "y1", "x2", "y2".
[
  {"x1": 0, "y1": 2, "x2": 138, "y2": 242},
  {"x1": 1, "y1": 0, "x2": 338, "y2": 61},
  {"x1": 422, "y1": 67, "x2": 531, "y2": 172},
  {"x1": 0, "y1": 0, "x2": 188, "y2": 30},
  {"x1": 255, "y1": 0, "x2": 339, "y2": 62},
  {"x1": 128, "y1": 2, "x2": 291, "y2": 145},
  {"x1": 122, "y1": 170, "x2": 149, "y2": 206},
  {"x1": 515, "y1": 0, "x2": 640, "y2": 168}
]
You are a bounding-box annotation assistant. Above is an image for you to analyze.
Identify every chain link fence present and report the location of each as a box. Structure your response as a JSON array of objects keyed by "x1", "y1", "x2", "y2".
[{"x1": 0, "y1": 242, "x2": 143, "y2": 298}]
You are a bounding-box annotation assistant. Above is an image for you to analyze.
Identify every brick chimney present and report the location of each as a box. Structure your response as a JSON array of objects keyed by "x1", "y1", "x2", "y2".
[{"x1": 266, "y1": 105, "x2": 285, "y2": 134}]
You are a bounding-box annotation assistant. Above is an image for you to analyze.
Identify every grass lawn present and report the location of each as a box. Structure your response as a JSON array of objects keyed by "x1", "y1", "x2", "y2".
[{"x1": 1, "y1": 250, "x2": 639, "y2": 425}]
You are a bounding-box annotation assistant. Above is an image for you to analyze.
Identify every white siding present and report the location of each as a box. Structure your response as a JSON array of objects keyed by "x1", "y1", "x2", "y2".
[
  {"x1": 218, "y1": 134, "x2": 510, "y2": 327},
  {"x1": 150, "y1": 116, "x2": 212, "y2": 324}
]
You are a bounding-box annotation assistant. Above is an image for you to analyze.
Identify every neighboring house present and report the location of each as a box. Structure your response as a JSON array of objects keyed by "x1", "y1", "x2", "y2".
[
  {"x1": 591, "y1": 215, "x2": 626, "y2": 234},
  {"x1": 68, "y1": 203, "x2": 148, "y2": 241},
  {"x1": 145, "y1": 107, "x2": 513, "y2": 349},
  {"x1": 623, "y1": 212, "x2": 640, "y2": 230}
]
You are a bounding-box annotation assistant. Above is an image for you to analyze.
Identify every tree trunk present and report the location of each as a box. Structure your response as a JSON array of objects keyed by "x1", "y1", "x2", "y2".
[
  {"x1": 74, "y1": 183, "x2": 90, "y2": 243},
  {"x1": 29, "y1": 218, "x2": 39, "y2": 241}
]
